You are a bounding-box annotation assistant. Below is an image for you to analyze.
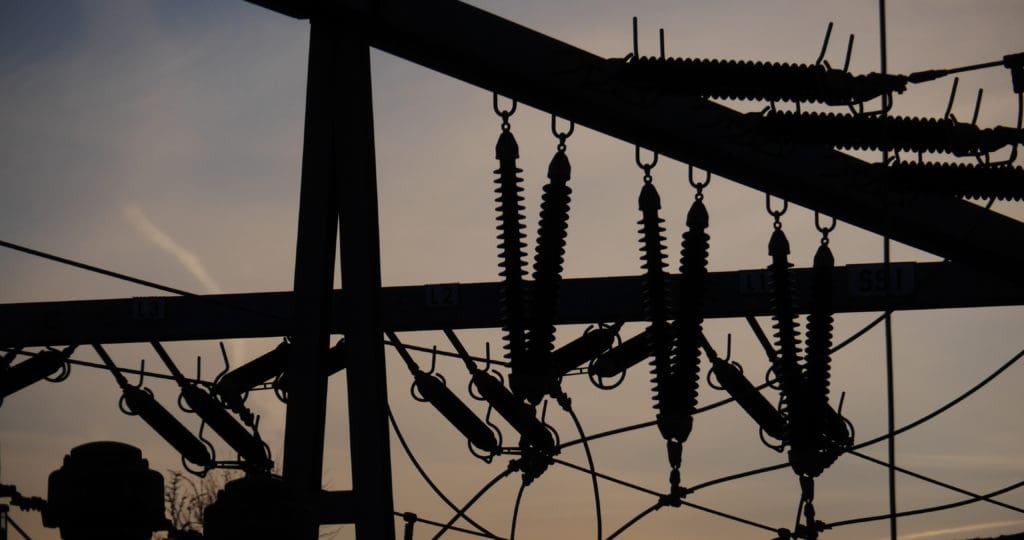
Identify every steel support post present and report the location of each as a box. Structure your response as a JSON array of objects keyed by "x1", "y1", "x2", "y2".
[
  {"x1": 335, "y1": 20, "x2": 396, "y2": 540},
  {"x1": 281, "y1": 14, "x2": 342, "y2": 540}
]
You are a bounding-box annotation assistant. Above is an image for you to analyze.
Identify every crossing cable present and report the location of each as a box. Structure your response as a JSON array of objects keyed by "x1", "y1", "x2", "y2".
[
  {"x1": 606, "y1": 501, "x2": 662, "y2": 540},
  {"x1": 432, "y1": 465, "x2": 516, "y2": 540},
  {"x1": 849, "y1": 449, "x2": 1024, "y2": 515},
  {"x1": 688, "y1": 345, "x2": 1024, "y2": 494},
  {"x1": 553, "y1": 458, "x2": 779, "y2": 536},
  {"x1": 0, "y1": 238, "x2": 283, "y2": 321},
  {"x1": 387, "y1": 407, "x2": 499, "y2": 539},
  {"x1": 825, "y1": 478, "x2": 1024, "y2": 529},
  {"x1": 509, "y1": 480, "x2": 526, "y2": 540},
  {"x1": 565, "y1": 404, "x2": 602, "y2": 539},
  {"x1": 392, "y1": 511, "x2": 505, "y2": 540},
  {"x1": 553, "y1": 458, "x2": 660, "y2": 498},
  {"x1": 4, "y1": 514, "x2": 32, "y2": 540}
]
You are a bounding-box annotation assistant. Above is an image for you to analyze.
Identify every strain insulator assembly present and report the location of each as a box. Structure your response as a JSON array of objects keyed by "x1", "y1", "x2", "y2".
[
  {"x1": 388, "y1": 331, "x2": 498, "y2": 457},
  {"x1": 524, "y1": 131, "x2": 574, "y2": 404},
  {"x1": 494, "y1": 125, "x2": 532, "y2": 403},
  {"x1": 444, "y1": 329, "x2": 555, "y2": 455},
  {"x1": 151, "y1": 342, "x2": 272, "y2": 471},
  {"x1": 93, "y1": 344, "x2": 213, "y2": 470},
  {"x1": 270, "y1": 339, "x2": 347, "y2": 398},
  {"x1": 881, "y1": 161, "x2": 1024, "y2": 201},
  {"x1": 550, "y1": 323, "x2": 621, "y2": 377},
  {"x1": 609, "y1": 56, "x2": 908, "y2": 106},
  {"x1": 412, "y1": 370, "x2": 500, "y2": 456},
  {"x1": 472, "y1": 370, "x2": 555, "y2": 454},
  {"x1": 588, "y1": 326, "x2": 652, "y2": 378},
  {"x1": 707, "y1": 354, "x2": 786, "y2": 441},
  {"x1": 1, "y1": 346, "x2": 73, "y2": 400},
  {"x1": 214, "y1": 340, "x2": 291, "y2": 408},
  {"x1": 748, "y1": 110, "x2": 1023, "y2": 156}
]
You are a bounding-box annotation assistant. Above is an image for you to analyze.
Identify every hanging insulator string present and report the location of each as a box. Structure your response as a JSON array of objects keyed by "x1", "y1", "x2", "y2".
[
  {"x1": 801, "y1": 213, "x2": 852, "y2": 478},
  {"x1": 523, "y1": 115, "x2": 575, "y2": 405},
  {"x1": 634, "y1": 147, "x2": 679, "y2": 496},
  {"x1": 663, "y1": 166, "x2": 712, "y2": 498},
  {"x1": 764, "y1": 195, "x2": 805, "y2": 457},
  {"x1": 492, "y1": 94, "x2": 530, "y2": 404}
]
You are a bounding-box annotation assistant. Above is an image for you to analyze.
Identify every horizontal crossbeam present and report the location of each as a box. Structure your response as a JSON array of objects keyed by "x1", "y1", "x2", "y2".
[{"x1": 0, "y1": 262, "x2": 1017, "y2": 347}]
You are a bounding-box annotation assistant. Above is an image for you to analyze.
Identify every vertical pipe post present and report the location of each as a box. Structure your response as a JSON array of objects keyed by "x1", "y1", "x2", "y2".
[
  {"x1": 336, "y1": 19, "x2": 397, "y2": 540},
  {"x1": 282, "y1": 14, "x2": 342, "y2": 540},
  {"x1": 878, "y1": 1, "x2": 898, "y2": 538}
]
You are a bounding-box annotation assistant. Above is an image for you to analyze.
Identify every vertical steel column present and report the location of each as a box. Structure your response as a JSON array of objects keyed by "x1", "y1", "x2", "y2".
[
  {"x1": 282, "y1": 14, "x2": 342, "y2": 540},
  {"x1": 878, "y1": 2, "x2": 898, "y2": 538},
  {"x1": 336, "y1": 19, "x2": 397, "y2": 540}
]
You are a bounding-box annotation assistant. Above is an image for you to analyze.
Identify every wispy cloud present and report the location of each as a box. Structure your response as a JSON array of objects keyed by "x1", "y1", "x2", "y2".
[
  {"x1": 123, "y1": 204, "x2": 249, "y2": 365},
  {"x1": 123, "y1": 203, "x2": 223, "y2": 294},
  {"x1": 890, "y1": 519, "x2": 1024, "y2": 540}
]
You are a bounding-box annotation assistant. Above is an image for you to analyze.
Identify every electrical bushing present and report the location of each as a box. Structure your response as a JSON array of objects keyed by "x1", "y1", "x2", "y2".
[
  {"x1": 204, "y1": 475, "x2": 293, "y2": 540},
  {"x1": 43, "y1": 441, "x2": 165, "y2": 540}
]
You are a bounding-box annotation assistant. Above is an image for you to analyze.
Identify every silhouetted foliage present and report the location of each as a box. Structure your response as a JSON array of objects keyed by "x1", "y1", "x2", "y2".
[{"x1": 160, "y1": 469, "x2": 239, "y2": 539}]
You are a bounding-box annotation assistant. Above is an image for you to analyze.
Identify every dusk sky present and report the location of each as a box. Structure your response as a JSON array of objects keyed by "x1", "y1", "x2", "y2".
[{"x1": 2, "y1": 1, "x2": 1024, "y2": 539}]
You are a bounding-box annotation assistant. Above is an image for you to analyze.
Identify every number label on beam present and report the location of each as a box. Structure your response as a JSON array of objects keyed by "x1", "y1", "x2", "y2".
[
  {"x1": 132, "y1": 297, "x2": 166, "y2": 320},
  {"x1": 738, "y1": 270, "x2": 771, "y2": 295},
  {"x1": 847, "y1": 263, "x2": 916, "y2": 296},
  {"x1": 425, "y1": 284, "x2": 460, "y2": 308}
]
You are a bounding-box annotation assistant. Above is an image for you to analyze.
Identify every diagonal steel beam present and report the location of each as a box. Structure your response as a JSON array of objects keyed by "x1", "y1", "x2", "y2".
[
  {"x1": 0, "y1": 262, "x2": 1018, "y2": 347},
  {"x1": 318, "y1": 0, "x2": 1023, "y2": 279}
]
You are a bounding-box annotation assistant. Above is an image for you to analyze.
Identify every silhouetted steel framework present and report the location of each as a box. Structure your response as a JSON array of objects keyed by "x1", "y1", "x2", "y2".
[{"x1": 1, "y1": 1, "x2": 1024, "y2": 538}]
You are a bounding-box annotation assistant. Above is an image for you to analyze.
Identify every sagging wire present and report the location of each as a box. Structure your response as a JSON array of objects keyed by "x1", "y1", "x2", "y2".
[
  {"x1": 825, "y1": 478, "x2": 1024, "y2": 530},
  {"x1": 509, "y1": 480, "x2": 526, "y2": 540},
  {"x1": 432, "y1": 465, "x2": 517, "y2": 540},
  {"x1": 589, "y1": 480, "x2": 779, "y2": 539},
  {"x1": 605, "y1": 500, "x2": 662, "y2": 540},
  {"x1": 688, "y1": 345, "x2": 1024, "y2": 495},
  {"x1": 387, "y1": 407, "x2": 499, "y2": 539},
  {"x1": 554, "y1": 455, "x2": 790, "y2": 534},
  {"x1": 849, "y1": 449, "x2": 1024, "y2": 516},
  {"x1": 552, "y1": 458, "x2": 660, "y2": 498},
  {"x1": 393, "y1": 511, "x2": 504, "y2": 540},
  {"x1": 565, "y1": 403, "x2": 602, "y2": 539},
  {"x1": 0, "y1": 239, "x2": 283, "y2": 321}
]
